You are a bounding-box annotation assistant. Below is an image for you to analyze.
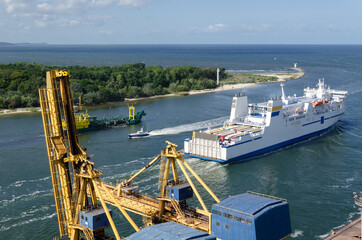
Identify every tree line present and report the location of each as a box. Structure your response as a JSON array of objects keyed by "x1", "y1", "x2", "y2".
[{"x1": 0, "y1": 62, "x2": 226, "y2": 109}]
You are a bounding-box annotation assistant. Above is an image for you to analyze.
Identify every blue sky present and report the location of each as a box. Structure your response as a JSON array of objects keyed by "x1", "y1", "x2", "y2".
[{"x1": 0, "y1": 0, "x2": 361, "y2": 44}]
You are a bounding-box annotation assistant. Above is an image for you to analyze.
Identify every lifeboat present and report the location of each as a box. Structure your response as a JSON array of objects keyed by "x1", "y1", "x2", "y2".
[{"x1": 312, "y1": 99, "x2": 328, "y2": 106}]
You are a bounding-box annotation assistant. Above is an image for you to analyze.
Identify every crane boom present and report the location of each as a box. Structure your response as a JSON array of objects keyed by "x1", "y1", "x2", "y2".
[
  {"x1": 40, "y1": 70, "x2": 221, "y2": 239},
  {"x1": 39, "y1": 70, "x2": 120, "y2": 239}
]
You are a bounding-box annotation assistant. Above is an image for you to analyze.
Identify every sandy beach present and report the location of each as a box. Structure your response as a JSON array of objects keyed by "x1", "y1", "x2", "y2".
[
  {"x1": 260, "y1": 67, "x2": 305, "y2": 81},
  {"x1": 0, "y1": 68, "x2": 304, "y2": 116}
]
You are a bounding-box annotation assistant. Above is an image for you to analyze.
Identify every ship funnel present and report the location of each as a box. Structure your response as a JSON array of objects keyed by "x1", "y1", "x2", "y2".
[{"x1": 228, "y1": 93, "x2": 248, "y2": 125}]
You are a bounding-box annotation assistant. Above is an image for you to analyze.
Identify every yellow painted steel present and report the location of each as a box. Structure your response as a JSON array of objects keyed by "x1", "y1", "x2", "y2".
[
  {"x1": 125, "y1": 154, "x2": 161, "y2": 184},
  {"x1": 96, "y1": 178, "x2": 140, "y2": 232},
  {"x1": 175, "y1": 157, "x2": 208, "y2": 212},
  {"x1": 280, "y1": 233, "x2": 292, "y2": 240},
  {"x1": 171, "y1": 158, "x2": 179, "y2": 183},
  {"x1": 158, "y1": 157, "x2": 171, "y2": 217},
  {"x1": 39, "y1": 89, "x2": 66, "y2": 236},
  {"x1": 128, "y1": 105, "x2": 135, "y2": 120},
  {"x1": 272, "y1": 105, "x2": 282, "y2": 111},
  {"x1": 62, "y1": 95, "x2": 91, "y2": 131},
  {"x1": 63, "y1": 112, "x2": 91, "y2": 131},
  {"x1": 40, "y1": 70, "x2": 223, "y2": 238},
  {"x1": 100, "y1": 141, "x2": 220, "y2": 233},
  {"x1": 247, "y1": 190, "x2": 287, "y2": 202},
  {"x1": 92, "y1": 178, "x2": 121, "y2": 240},
  {"x1": 177, "y1": 156, "x2": 220, "y2": 203},
  {"x1": 40, "y1": 70, "x2": 141, "y2": 240}
]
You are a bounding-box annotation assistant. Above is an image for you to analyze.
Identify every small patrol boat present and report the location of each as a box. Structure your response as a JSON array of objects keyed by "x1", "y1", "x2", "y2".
[{"x1": 128, "y1": 127, "x2": 150, "y2": 138}]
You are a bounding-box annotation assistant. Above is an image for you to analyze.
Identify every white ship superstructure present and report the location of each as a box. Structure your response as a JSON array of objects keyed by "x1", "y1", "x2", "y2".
[{"x1": 184, "y1": 79, "x2": 348, "y2": 163}]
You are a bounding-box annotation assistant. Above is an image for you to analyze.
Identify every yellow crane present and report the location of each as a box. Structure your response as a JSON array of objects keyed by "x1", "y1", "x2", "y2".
[{"x1": 39, "y1": 70, "x2": 221, "y2": 239}]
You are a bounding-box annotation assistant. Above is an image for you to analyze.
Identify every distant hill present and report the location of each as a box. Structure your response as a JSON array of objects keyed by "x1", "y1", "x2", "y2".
[
  {"x1": 0, "y1": 42, "x2": 15, "y2": 46},
  {"x1": 0, "y1": 42, "x2": 47, "y2": 46}
]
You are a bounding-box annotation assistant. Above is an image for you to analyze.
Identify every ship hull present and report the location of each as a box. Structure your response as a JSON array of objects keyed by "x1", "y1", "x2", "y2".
[
  {"x1": 185, "y1": 112, "x2": 344, "y2": 163},
  {"x1": 184, "y1": 81, "x2": 347, "y2": 163},
  {"x1": 185, "y1": 122, "x2": 336, "y2": 163}
]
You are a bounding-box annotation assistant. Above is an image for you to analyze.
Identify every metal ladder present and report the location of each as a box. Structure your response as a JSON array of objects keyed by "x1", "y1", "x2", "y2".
[
  {"x1": 40, "y1": 88, "x2": 71, "y2": 237},
  {"x1": 170, "y1": 199, "x2": 185, "y2": 219}
]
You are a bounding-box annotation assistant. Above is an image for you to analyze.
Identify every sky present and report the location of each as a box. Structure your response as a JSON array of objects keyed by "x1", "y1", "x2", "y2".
[{"x1": 0, "y1": 0, "x2": 361, "y2": 44}]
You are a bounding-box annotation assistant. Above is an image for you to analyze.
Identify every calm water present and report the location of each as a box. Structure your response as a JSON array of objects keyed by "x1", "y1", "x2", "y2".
[{"x1": 1, "y1": 45, "x2": 362, "y2": 239}]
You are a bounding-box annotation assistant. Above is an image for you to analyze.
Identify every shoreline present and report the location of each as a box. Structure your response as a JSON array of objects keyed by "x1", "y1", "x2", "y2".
[
  {"x1": 121, "y1": 68, "x2": 305, "y2": 102},
  {"x1": 0, "y1": 68, "x2": 304, "y2": 116}
]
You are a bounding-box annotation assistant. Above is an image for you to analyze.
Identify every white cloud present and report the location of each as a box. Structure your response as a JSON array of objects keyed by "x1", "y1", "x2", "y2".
[
  {"x1": 91, "y1": 0, "x2": 117, "y2": 7},
  {"x1": 33, "y1": 15, "x2": 110, "y2": 28},
  {"x1": 240, "y1": 24, "x2": 275, "y2": 32},
  {"x1": 118, "y1": 0, "x2": 149, "y2": 7},
  {"x1": 18, "y1": 22, "x2": 30, "y2": 31},
  {"x1": 91, "y1": 0, "x2": 149, "y2": 7},
  {"x1": 99, "y1": 30, "x2": 113, "y2": 36},
  {"x1": 4, "y1": 0, "x2": 34, "y2": 14},
  {"x1": 1, "y1": 0, "x2": 150, "y2": 29},
  {"x1": 207, "y1": 23, "x2": 226, "y2": 32},
  {"x1": 190, "y1": 23, "x2": 227, "y2": 33}
]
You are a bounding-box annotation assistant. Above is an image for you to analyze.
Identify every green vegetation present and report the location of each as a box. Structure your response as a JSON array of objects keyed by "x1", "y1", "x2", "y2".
[
  {"x1": 0, "y1": 62, "x2": 226, "y2": 109},
  {"x1": 222, "y1": 73, "x2": 278, "y2": 85}
]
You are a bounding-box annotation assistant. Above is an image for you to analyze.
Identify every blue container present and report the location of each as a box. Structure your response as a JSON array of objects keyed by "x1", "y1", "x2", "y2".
[
  {"x1": 165, "y1": 182, "x2": 193, "y2": 201},
  {"x1": 125, "y1": 221, "x2": 216, "y2": 240},
  {"x1": 79, "y1": 207, "x2": 112, "y2": 231},
  {"x1": 211, "y1": 192, "x2": 291, "y2": 240}
]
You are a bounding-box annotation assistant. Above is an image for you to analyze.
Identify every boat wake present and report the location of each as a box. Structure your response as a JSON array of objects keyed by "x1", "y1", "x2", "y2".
[
  {"x1": 0, "y1": 212, "x2": 56, "y2": 232},
  {"x1": 0, "y1": 189, "x2": 53, "y2": 209},
  {"x1": 149, "y1": 116, "x2": 228, "y2": 136},
  {"x1": 291, "y1": 229, "x2": 303, "y2": 238}
]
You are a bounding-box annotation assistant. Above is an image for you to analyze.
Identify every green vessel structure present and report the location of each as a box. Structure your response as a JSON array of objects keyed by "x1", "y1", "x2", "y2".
[
  {"x1": 123, "y1": 108, "x2": 146, "y2": 125},
  {"x1": 62, "y1": 103, "x2": 146, "y2": 133}
]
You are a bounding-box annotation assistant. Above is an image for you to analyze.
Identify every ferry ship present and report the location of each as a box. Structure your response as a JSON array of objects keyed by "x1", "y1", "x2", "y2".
[{"x1": 184, "y1": 79, "x2": 348, "y2": 163}]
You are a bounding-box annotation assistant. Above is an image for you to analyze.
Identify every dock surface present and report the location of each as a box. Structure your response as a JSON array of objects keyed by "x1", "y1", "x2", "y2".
[{"x1": 324, "y1": 217, "x2": 361, "y2": 239}]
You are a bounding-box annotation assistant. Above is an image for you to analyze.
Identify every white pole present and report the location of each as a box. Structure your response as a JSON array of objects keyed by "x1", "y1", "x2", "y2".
[{"x1": 217, "y1": 68, "x2": 220, "y2": 85}]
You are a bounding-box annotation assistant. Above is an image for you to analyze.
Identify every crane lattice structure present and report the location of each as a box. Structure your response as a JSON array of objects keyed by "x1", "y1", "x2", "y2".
[{"x1": 39, "y1": 70, "x2": 220, "y2": 240}]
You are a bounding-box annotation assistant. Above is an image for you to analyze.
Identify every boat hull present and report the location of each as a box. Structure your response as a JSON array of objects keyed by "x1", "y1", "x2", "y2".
[
  {"x1": 184, "y1": 100, "x2": 345, "y2": 163},
  {"x1": 185, "y1": 123, "x2": 336, "y2": 163},
  {"x1": 128, "y1": 133, "x2": 149, "y2": 138},
  {"x1": 185, "y1": 80, "x2": 347, "y2": 163}
]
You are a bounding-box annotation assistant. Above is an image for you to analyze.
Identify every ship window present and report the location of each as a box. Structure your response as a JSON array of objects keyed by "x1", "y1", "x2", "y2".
[
  {"x1": 246, "y1": 220, "x2": 252, "y2": 225},
  {"x1": 223, "y1": 213, "x2": 233, "y2": 219},
  {"x1": 212, "y1": 210, "x2": 222, "y2": 216},
  {"x1": 95, "y1": 216, "x2": 100, "y2": 222},
  {"x1": 81, "y1": 215, "x2": 84, "y2": 220},
  {"x1": 225, "y1": 224, "x2": 230, "y2": 230},
  {"x1": 216, "y1": 222, "x2": 220, "y2": 226},
  {"x1": 234, "y1": 216, "x2": 245, "y2": 223}
]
